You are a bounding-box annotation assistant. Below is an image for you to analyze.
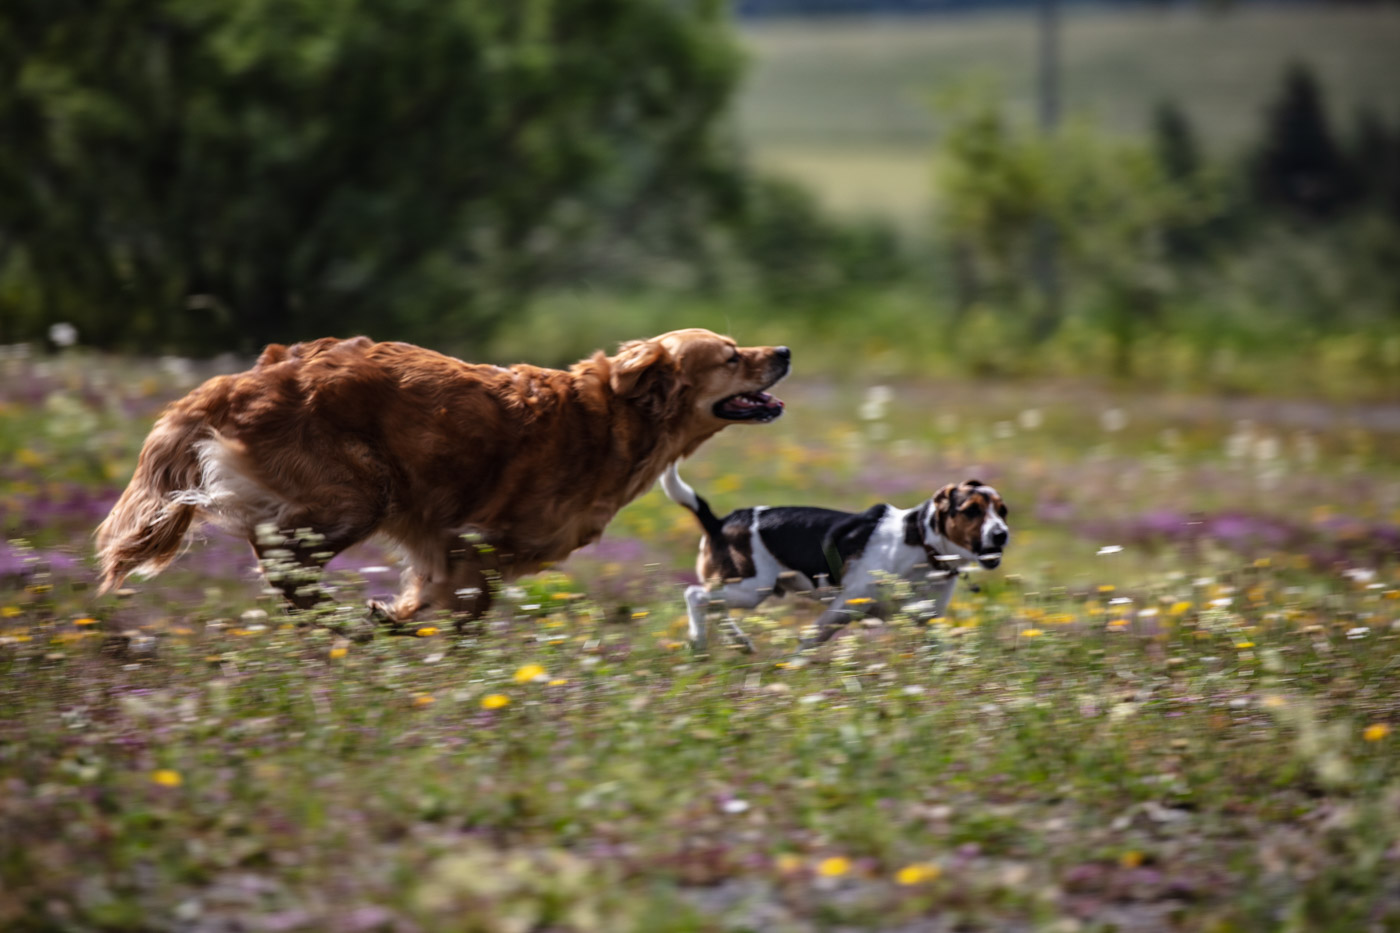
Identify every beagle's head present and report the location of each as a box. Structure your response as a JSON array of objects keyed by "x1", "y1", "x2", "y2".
[
  {"x1": 609, "y1": 329, "x2": 789, "y2": 431},
  {"x1": 929, "y1": 479, "x2": 1010, "y2": 569}
]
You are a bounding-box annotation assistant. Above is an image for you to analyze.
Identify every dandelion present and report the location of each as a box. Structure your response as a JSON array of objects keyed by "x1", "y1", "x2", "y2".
[
  {"x1": 481, "y1": 693, "x2": 510, "y2": 710},
  {"x1": 1119, "y1": 851, "x2": 1144, "y2": 869},
  {"x1": 846, "y1": 597, "x2": 875, "y2": 606},
  {"x1": 1, "y1": 607, "x2": 20, "y2": 618},
  {"x1": 48, "y1": 322, "x2": 78, "y2": 347},
  {"x1": 1235, "y1": 641, "x2": 1255, "y2": 649},
  {"x1": 73, "y1": 617, "x2": 97, "y2": 626},
  {"x1": 1169, "y1": 601, "x2": 1192, "y2": 616},
  {"x1": 895, "y1": 863, "x2": 941, "y2": 885},
  {"x1": 1098, "y1": 584, "x2": 1116, "y2": 593},
  {"x1": 817, "y1": 856, "x2": 851, "y2": 878},
  {"x1": 1021, "y1": 629, "x2": 1044, "y2": 638},
  {"x1": 329, "y1": 645, "x2": 348, "y2": 660},
  {"x1": 413, "y1": 695, "x2": 435, "y2": 708},
  {"x1": 151, "y1": 769, "x2": 182, "y2": 787},
  {"x1": 416, "y1": 626, "x2": 440, "y2": 637},
  {"x1": 1363, "y1": 723, "x2": 1391, "y2": 742},
  {"x1": 514, "y1": 663, "x2": 547, "y2": 684},
  {"x1": 547, "y1": 678, "x2": 568, "y2": 686}
]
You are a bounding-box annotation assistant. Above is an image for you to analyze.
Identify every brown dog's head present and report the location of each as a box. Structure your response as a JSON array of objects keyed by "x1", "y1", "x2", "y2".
[
  {"x1": 928, "y1": 479, "x2": 1011, "y2": 569},
  {"x1": 609, "y1": 329, "x2": 789, "y2": 429}
]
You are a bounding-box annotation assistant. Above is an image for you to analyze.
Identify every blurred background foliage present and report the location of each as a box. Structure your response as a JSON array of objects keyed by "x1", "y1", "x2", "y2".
[{"x1": 1, "y1": 1, "x2": 1398, "y2": 395}]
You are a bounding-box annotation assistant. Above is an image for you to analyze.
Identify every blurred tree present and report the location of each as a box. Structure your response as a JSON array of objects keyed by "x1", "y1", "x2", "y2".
[
  {"x1": 1250, "y1": 63, "x2": 1357, "y2": 221},
  {"x1": 1152, "y1": 100, "x2": 1202, "y2": 183},
  {"x1": 1348, "y1": 107, "x2": 1400, "y2": 222},
  {"x1": 0, "y1": 0, "x2": 743, "y2": 352},
  {"x1": 935, "y1": 94, "x2": 1217, "y2": 375}
]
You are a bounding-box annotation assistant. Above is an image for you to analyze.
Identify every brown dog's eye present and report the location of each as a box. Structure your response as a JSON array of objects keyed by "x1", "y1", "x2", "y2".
[
  {"x1": 726, "y1": 353, "x2": 740, "y2": 365},
  {"x1": 998, "y1": 504, "x2": 1009, "y2": 518},
  {"x1": 961, "y1": 504, "x2": 982, "y2": 518}
]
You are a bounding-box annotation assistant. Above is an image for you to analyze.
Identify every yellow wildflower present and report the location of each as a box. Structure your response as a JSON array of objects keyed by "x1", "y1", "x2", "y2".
[
  {"x1": 151, "y1": 769, "x2": 182, "y2": 788},
  {"x1": 547, "y1": 678, "x2": 568, "y2": 686},
  {"x1": 514, "y1": 663, "x2": 547, "y2": 684},
  {"x1": 1, "y1": 607, "x2": 21, "y2": 618},
  {"x1": 1363, "y1": 723, "x2": 1391, "y2": 742},
  {"x1": 1098, "y1": 584, "x2": 1116, "y2": 594},
  {"x1": 774, "y1": 853, "x2": 804, "y2": 875},
  {"x1": 895, "y1": 863, "x2": 941, "y2": 885},
  {"x1": 846, "y1": 597, "x2": 875, "y2": 606},
  {"x1": 1119, "y1": 851, "x2": 1144, "y2": 869},
  {"x1": 1236, "y1": 641, "x2": 1255, "y2": 649},
  {"x1": 74, "y1": 617, "x2": 98, "y2": 626},
  {"x1": 1169, "y1": 601, "x2": 1192, "y2": 616},
  {"x1": 416, "y1": 626, "x2": 439, "y2": 637},
  {"x1": 1021, "y1": 628, "x2": 1044, "y2": 638},
  {"x1": 413, "y1": 695, "x2": 435, "y2": 708},
  {"x1": 817, "y1": 856, "x2": 851, "y2": 878},
  {"x1": 329, "y1": 646, "x2": 348, "y2": 660},
  {"x1": 481, "y1": 693, "x2": 510, "y2": 710}
]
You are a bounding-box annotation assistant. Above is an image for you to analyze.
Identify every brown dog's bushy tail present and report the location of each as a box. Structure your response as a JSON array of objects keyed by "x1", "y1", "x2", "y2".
[{"x1": 95, "y1": 410, "x2": 212, "y2": 593}]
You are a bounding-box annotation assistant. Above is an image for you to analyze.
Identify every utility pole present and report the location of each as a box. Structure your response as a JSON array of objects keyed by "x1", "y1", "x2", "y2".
[{"x1": 1032, "y1": 0, "x2": 1061, "y2": 341}]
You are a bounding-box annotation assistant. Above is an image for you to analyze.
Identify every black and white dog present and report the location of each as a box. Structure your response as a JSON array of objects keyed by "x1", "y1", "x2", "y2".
[{"x1": 661, "y1": 464, "x2": 1010, "y2": 653}]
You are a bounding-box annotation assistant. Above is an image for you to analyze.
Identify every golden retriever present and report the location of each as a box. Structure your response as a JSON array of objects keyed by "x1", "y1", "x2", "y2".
[{"x1": 96, "y1": 330, "x2": 789, "y2": 625}]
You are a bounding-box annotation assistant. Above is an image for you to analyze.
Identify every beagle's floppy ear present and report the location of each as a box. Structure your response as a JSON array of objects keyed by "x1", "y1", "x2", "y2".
[{"x1": 932, "y1": 483, "x2": 958, "y2": 535}]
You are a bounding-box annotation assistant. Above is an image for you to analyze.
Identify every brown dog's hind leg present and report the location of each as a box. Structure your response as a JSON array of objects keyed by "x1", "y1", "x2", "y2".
[{"x1": 250, "y1": 519, "x2": 375, "y2": 619}]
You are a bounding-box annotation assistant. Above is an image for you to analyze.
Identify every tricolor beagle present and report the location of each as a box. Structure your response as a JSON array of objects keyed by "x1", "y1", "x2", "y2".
[{"x1": 661, "y1": 464, "x2": 1010, "y2": 653}]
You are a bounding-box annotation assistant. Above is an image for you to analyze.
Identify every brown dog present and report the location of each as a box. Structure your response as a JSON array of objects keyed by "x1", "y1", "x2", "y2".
[{"x1": 97, "y1": 330, "x2": 789, "y2": 624}]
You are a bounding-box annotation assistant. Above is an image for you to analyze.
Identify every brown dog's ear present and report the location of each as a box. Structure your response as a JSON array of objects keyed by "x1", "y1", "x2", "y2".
[{"x1": 610, "y1": 339, "x2": 675, "y2": 400}]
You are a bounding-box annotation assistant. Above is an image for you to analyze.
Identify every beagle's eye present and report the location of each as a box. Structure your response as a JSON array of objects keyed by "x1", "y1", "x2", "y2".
[
  {"x1": 998, "y1": 504, "x2": 1009, "y2": 518},
  {"x1": 726, "y1": 353, "x2": 740, "y2": 365},
  {"x1": 961, "y1": 503, "x2": 983, "y2": 518}
]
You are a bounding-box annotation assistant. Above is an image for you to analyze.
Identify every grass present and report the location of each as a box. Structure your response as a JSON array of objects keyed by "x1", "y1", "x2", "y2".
[
  {"x1": 3, "y1": 348, "x2": 1400, "y2": 930},
  {"x1": 737, "y1": 6, "x2": 1400, "y2": 224}
]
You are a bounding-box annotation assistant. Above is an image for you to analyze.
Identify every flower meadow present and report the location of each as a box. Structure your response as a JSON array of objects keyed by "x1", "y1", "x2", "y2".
[{"x1": 3, "y1": 348, "x2": 1400, "y2": 932}]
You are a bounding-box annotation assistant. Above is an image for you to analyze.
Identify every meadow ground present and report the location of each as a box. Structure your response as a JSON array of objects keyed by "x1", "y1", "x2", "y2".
[
  {"x1": 737, "y1": 6, "x2": 1400, "y2": 226},
  {"x1": 3, "y1": 349, "x2": 1400, "y2": 931}
]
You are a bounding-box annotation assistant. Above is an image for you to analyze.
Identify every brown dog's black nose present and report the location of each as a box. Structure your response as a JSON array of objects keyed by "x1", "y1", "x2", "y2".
[
  {"x1": 775, "y1": 346, "x2": 791, "y2": 361},
  {"x1": 991, "y1": 529, "x2": 1008, "y2": 548}
]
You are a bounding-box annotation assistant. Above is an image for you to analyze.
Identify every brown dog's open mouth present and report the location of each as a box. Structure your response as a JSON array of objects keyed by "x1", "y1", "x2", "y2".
[
  {"x1": 714, "y1": 390, "x2": 785, "y2": 422},
  {"x1": 977, "y1": 552, "x2": 1003, "y2": 569}
]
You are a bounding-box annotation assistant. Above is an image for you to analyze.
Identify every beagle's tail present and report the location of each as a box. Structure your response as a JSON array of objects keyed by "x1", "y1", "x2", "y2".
[
  {"x1": 95, "y1": 410, "x2": 211, "y2": 593},
  {"x1": 660, "y1": 462, "x2": 728, "y2": 543}
]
